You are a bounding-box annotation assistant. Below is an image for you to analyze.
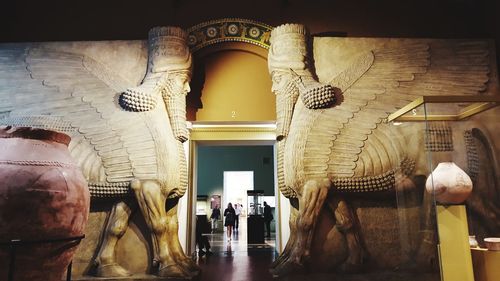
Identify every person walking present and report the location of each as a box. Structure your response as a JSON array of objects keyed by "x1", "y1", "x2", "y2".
[
  {"x1": 210, "y1": 204, "x2": 221, "y2": 233},
  {"x1": 234, "y1": 203, "x2": 242, "y2": 230},
  {"x1": 224, "y1": 203, "x2": 236, "y2": 241},
  {"x1": 263, "y1": 201, "x2": 273, "y2": 238}
]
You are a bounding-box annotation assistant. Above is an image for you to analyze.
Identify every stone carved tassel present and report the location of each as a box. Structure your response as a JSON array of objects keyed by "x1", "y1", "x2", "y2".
[
  {"x1": 119, "y1": 78, "x2": 160, "y2": 112},
  {"x1": 425, "y1": 162, "x2": 473, "y2": 204},
  {"x1": 299, "y1": 78, "x2": 336, "y2": 109}
]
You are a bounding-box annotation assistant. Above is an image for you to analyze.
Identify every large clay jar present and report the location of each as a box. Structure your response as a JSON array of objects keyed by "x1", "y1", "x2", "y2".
[
  {"x1": 425, "y1": 162, "x2": 473, "y2": 204},
  {"x1": 0, "y1": 126, "x2": 90, "y2": 281}
]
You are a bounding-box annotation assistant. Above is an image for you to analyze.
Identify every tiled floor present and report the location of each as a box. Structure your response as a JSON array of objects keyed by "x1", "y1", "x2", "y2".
[{"x1": 195, "y1": 219, "x2": 277, "y2": 281}]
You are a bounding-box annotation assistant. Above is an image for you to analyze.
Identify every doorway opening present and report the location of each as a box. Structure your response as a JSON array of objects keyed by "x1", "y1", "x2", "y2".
[
  {"x1": 223, "y1": 170, "x2": 253, "y2": 217},
  {"x1": 191, "y1": 143, "x2": 279, "y2": 261}
]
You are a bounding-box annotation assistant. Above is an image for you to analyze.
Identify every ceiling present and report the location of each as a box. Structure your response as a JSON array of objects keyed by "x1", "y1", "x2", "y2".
[{"x1": 1, "y1": 0, "x2": 498, "y2": 41}]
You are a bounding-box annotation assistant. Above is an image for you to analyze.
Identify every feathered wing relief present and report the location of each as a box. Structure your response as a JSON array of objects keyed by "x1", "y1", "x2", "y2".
[
  {"x1": 0, "y1": 46, "x2": 160, "y2": 197},
  {"x1": 1, "y1": 27, "x2": 198, "y2": 279},
  {"x1": 303, "y1": 40, "x2": 491, "y2": 186},
  {"x1": 270, "y1": 24, "x2": 496, "y2": 277}
]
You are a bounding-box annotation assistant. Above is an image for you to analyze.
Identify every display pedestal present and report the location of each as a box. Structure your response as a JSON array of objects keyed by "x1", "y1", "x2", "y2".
[
  {"x1": 436, "y1": 205, "x2": 474, "y2": 281},
  {"x1": 471, "y1": 247, "x2": 500, "y2": 281},
  {"x1": 247, "y1": 215, "x2": 264, "y2": 244}
]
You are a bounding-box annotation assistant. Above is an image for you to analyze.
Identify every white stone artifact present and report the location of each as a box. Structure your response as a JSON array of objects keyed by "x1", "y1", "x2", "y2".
[
  {"x1": 268, "y1": 23, "x2": 493, "y2": 277},
  {"x1": 0, "y1": 26, "x2": 198, "y2": 278},
  {"x1": 425, "y1": 162, "x2": 473, "y2": 204}
]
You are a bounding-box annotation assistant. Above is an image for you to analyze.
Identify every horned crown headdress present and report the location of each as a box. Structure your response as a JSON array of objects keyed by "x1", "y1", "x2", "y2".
[
  {"x1": 268, "y1": 23, "x2": 312, "y2": 75},
  {"x1": 268, "y1": 23, "x2": 336, "y2": 109},
  {"x1": 119, "y1": 26, "x2": 192, "y2": 112},
  {"x1": 147, "y1": 26, "x2": 192, "y2": 74}
]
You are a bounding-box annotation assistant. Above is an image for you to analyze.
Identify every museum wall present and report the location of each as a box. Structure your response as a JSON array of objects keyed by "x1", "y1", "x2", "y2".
[
  {"x1": 197, "y1": 145, "x2": 275, "y2": 197},
  {"x1": 1, "y1": 0, "x2": 499, "y2": 72},
  {"x1": 1, "y1": 1, "x2": 500, "y2": 279},
  {"x1": 191, "y1": 50, "x2": 275, "y2": 121}
]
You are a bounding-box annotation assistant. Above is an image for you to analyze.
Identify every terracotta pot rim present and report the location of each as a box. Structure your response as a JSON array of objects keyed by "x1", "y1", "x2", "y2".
[{"x1": 0, "y1": 126, "x2": 71, "y2": 145}]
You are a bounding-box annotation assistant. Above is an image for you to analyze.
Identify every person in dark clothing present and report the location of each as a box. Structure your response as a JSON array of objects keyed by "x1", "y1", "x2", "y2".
[
  {"x1": 210, "y1": 205, "x2": 221, "y2": 233},
  {"x1": 263, "y1": 201, "x2": 273, "y2": 238},
  {"x1": 196, "y1": 215, "x2": 212, "y2": 256},
  {"x1": 224, "y1": 203, "x2": 236, "y2": 241},
  {"x1": 234, "y1": 203, "x2": 242, "y2": 230}
]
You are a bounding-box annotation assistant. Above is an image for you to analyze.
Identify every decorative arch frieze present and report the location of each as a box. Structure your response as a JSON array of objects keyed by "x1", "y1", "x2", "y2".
[{"x1": 187, "y1": 18, "x2": 272, "y2": 52}]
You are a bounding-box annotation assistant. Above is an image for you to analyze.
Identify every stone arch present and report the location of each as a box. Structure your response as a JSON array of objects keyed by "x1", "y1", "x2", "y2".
[
  {"x1": 187, "y1": 18, "x2": 272, "y2": 53},
  {"x1": 186, "y1": 19, "x2": 275, "y2": 121}
]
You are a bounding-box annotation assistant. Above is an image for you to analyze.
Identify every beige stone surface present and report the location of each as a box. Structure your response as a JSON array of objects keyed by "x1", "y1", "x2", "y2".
[
  {"x1": 0, "y1": 26, "x2": 198, "y2": 279},
  {"x1": 268, "y1": 23, "x2": 499, "y2": 277}
]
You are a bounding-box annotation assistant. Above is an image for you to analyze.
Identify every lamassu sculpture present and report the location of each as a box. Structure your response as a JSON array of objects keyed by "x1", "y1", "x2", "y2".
[
  {"x1": 0, "y1": 26, "x2": 199, "y2": 278},
  {"x1": 268, "y1": 23, "x2": 493, "y2": 277}
]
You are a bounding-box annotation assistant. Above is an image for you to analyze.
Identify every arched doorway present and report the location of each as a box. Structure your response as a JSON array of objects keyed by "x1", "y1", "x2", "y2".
[{"x1": 179, "y1": 19, "x2": 287, "y2": 265}]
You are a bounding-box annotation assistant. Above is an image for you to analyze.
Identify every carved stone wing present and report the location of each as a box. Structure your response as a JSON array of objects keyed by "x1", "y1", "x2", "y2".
[
  {"x1": 305, "y1": 39, "x2": 491, "y2": 181},
  {"x1": 0, "y1": 45, "x2": 158, "y2": 197}
]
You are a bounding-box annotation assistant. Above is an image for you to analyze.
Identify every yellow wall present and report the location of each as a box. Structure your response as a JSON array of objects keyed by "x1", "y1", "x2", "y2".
[{"x1": 194, "y1": 50, "x2": 276, "y2": 122}]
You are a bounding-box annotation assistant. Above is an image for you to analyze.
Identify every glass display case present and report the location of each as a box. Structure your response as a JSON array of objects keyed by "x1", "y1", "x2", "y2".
[
  {"x1": 388, "y1": 95, "x2": 500, "y2": 281},
  {"x1": 247, "y1": 190, "x2": 265, "y2": 244},
  {"x1": 247, "y1": 190, "x2": 264, "y2": 216},
  {"x1": 196, "y1": 195, "x2": 208, "y2": 215}
]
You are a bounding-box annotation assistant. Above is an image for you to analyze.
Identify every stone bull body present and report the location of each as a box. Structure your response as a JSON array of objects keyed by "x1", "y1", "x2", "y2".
[{"x1": 0, "y1": 26, "x2": 199, "y2": 278}]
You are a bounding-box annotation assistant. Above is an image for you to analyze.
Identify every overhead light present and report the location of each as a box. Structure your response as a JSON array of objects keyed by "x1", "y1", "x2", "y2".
[{"x1": 189, "y1": 121, "x2": 277, "y2": 129}]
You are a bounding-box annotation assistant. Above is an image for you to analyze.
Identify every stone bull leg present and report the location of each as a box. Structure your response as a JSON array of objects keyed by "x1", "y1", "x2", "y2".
[
  {"x1": 165, "y1": 198, "x2": 201, "y2": 275},
  {"x1": 270, "y1": 198, "x2": 299, "y2": 271},
  {"x1": 131, "y1": 179, "x2": 196, "y2": 278},
  {"x1": 327, "y1": 197, "x2": 365, "y2": 272},
  {"x1": 150, "y1": 198, "x2": 200, "y2": 276},
  {"x1": 94, "y1": 201, "x2": 135, "y2": 277},
  {"x1": 271, "y1": 179, "x2": 329, "y2": 277}
]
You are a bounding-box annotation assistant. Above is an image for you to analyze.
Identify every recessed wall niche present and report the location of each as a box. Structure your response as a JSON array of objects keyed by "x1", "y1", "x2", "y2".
[{"x1": 188, "y1": 49, "x2": 276, "y2": 122}]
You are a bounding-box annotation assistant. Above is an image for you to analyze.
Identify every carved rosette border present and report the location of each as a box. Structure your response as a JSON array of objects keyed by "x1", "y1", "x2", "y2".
[{"x1": 187, "y1": 18, "x2": 272, "y2": 52}]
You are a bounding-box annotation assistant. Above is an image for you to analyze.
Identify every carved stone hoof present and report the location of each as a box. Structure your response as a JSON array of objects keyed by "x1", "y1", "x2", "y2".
[
  {"x1": 270, "y1": 252, "x2": 290, "y2": 270},
  {"x1": 158, "y1": 263, "x2": 191, "y2": 279},
  {"x1": 181, "y1": 259, "x2": 201, "y2": 276},
  {"x1": 338, "y1": 262, "x2": 362, "y2": 274},
  {"x1": 95, "y1": 263, "x2": 132, "y2": 277},
  {"x1": 270, "y1": 260, "x2": 305, "y2": 278}
]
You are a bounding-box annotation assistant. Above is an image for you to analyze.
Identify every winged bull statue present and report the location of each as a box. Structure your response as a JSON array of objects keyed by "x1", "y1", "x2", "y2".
[
  {"x1": 267, "y1": 23, "x2": 492, "y2": 277},
  {"x1": 0, "y1": 26, "x2": 199, "y2": 278}
]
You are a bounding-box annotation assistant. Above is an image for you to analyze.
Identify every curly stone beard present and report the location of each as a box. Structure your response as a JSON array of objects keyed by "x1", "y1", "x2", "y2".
[
  {"x1": 159, "y1": 73, "x2": 186, "y2": 98},
  {"x1": 160, "y1": 74, "x2": 189, "y2": 143},
  {"x1": 274, "y1": 75, "x2": 300, "y2": 142}
]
